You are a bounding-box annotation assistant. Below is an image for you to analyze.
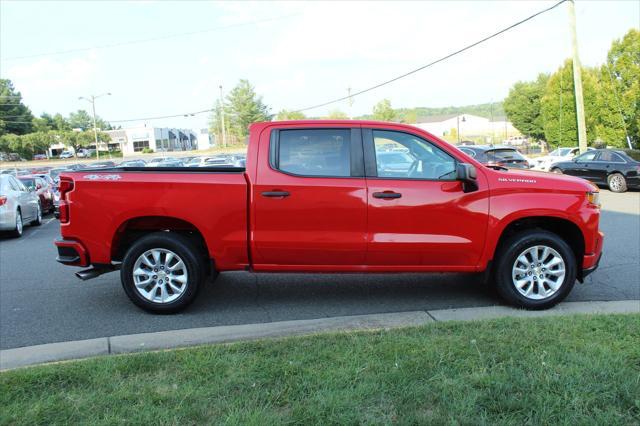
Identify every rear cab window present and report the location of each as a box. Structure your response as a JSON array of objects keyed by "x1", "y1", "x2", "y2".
[{"x1": 271, "y1": 129, "x2": 355, "y2": 177}]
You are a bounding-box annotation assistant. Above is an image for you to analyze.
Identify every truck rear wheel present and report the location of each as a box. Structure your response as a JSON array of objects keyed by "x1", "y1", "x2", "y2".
[
  {"x1": 121, "y1": 232, "x2": 206, "y2": 314},
  {"x1": 494, "y1": 230, "x2": 576, "y2": 310}
]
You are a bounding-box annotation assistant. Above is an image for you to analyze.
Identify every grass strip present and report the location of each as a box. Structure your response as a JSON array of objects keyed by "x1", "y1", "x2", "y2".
[{"x1": 1, "y1": 313, "x2": 639, "y2": 425}]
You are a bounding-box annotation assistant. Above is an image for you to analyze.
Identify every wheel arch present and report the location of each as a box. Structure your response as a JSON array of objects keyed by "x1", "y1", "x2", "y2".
[
  {"x1": 492, "y1": 215, "x2": 585, "y2": 276},
  {"x1": 110, "y1": 216, "x2": 213, "y2": 274}
]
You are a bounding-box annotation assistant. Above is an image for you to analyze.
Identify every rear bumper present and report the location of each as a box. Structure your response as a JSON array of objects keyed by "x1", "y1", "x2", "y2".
[
  {"x1": 0, "y1": 206, "x2": 16, "y2": 231},
  {"x1": 54, "y1": 238, "x2": 89, "y2": 267}
]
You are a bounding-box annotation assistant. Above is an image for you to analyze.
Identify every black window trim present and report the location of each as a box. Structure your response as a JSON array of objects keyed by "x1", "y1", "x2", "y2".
[
  {"x1": 363, "y1": 128, "x2": 459, "y2": 181},
  {"x1": 268, "y1": 127, "x2": 365, "y2": 179}
]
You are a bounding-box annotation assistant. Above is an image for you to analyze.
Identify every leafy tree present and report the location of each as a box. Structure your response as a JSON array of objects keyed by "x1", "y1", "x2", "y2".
[
  {"x1": 53, "y1": 113, "x2": 71, "y2": 131},
  {"x1": 68, "y1": 109, "x2": 111, "y2": 131},
  {"x1": 0, "y1": 79, "x2": 34, "y2": 136},
  {"x1": 326, "y1": 109, "x2": 348, "y2": 119},
  {"x1": 56, "y1": 130, "x2": 109, "y2": 154},
  {"x1": 503, "y1": 73, "x2": 549, "y2": 141},
  {"x1": 209, "y1": 80, "x2": 271, "y2": 144},
  {"x1": 601, "y1": 29, "x2": 639, "y2": 147},
  {"x1": 68, "y1": 110, "x2": 93, "y2": 130},
  {"x1": 276, "y1": 109, "x2": 306, "y2": 120},
  {"x1": 398, "y1": 109, "x2": 418, "y2": 124},
  {"x1": 540, "y1": 60, "x2": 601, "y2": 147},
  {"x1": 0, "y1": 131, "x2": 57, "y2": 159},
  {"x1": 372, "y1": 99, "x2": 396, "y2": 122}
]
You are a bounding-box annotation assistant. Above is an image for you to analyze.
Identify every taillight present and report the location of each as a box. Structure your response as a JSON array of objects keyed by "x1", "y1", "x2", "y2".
[
  {"x1": 0, "y1": 196, "x2": 7, "y2": 206},
  {"x1": 58, "y1": 177, "x2": 74, "y2": 223}
]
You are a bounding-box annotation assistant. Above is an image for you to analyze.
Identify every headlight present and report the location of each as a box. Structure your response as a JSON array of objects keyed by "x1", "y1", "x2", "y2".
[{"x1": 586, "y1": 191, "x2": 600, "y2": 208}]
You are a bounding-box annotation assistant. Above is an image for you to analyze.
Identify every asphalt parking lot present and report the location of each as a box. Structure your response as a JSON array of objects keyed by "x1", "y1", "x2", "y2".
[{"x1": 1, "y1": 190, "x2": 638, "y2": 350}]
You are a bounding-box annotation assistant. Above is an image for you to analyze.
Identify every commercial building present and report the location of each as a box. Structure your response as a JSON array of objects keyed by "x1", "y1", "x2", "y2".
[
  {"x1": 411, "y1": 114, "x2": 518, "y2": 142},
  {"x1": 106, "y1": 126, "x2": 206, "y2": 156}
]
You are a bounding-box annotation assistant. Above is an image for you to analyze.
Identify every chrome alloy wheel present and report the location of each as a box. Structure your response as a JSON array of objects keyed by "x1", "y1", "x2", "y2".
[
  {"x1": 609, "y1": 174, "x2": 624, "y2": 192},
  {"x1": 511, "y1": 245, "x2": 566, "y2": 300},
  {"x1": 132, "y1": 248, "x2": 188, "y2": 304}
]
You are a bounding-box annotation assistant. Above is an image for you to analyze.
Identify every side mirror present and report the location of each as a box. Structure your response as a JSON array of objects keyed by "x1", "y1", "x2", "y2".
[{"x1": 456, "y1": 163, "x2": 478, "y2": 193}]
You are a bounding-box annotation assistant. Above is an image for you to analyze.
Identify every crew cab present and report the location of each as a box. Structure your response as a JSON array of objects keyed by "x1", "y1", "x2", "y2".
[{"x1": 55, "y1": 121, "x2": 604, "y2": 313}]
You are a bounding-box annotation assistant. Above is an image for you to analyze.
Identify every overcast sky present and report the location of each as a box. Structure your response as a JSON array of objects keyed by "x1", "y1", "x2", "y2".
[{"x1": 1, "y1": 0, "x2": 638, "y2": 130}]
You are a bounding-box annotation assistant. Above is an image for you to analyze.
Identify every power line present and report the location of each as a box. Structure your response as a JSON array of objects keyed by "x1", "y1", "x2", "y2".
[
  {"x1": 2, "y1": 14, "x2": 298, "y2": 61},
  {"x1": 293, "y1": 0, "x2": 568, "y2": 113},
  {"x1": 108, "y1": 108, "x2": 214, "y2": 123},
  {"x1": 1, "y1": 1, "x2": 568, "y2": 126}
]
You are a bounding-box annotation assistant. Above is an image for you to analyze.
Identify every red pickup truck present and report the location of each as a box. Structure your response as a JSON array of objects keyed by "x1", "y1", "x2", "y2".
[{"x1": 55, "y1": 120, "x2": 603, "y2": 313}]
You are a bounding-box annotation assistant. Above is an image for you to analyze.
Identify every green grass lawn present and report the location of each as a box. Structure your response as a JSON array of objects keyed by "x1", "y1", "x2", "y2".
[{"x1": 2, "y1": 314, "x2": 639, "y2": 425}]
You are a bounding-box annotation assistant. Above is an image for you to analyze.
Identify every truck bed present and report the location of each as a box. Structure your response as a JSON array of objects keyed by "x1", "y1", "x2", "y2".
[{"x1": 60, "y1": 169, "x2": 249, "y2": 270}]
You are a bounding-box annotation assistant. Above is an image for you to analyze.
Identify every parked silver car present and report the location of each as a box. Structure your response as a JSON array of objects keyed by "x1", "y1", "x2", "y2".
[{"x1": 0, "y1": 174, "x2": 42, "y2": 237}]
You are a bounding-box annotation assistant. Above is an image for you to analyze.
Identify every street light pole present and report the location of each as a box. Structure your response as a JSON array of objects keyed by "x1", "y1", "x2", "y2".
[{"x1": 79, "y1": 93, "x2": 111, "y2": 160}]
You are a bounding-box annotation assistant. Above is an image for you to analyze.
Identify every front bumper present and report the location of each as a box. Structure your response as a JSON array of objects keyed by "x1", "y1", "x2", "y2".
[
  {"x1": 582, "y1": 252, "x2": 602, "y2": 279},
  {"x1": 54, "y1": 238, "x2": 89, "y2": 267},
  {"x1": 580, "y1": 230, "x2": 604, "y2": 281}
]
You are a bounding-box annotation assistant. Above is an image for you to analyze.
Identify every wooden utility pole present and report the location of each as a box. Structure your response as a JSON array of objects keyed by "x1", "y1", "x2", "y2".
[
  {"x1": 568, "y1": 0, "x2": 588, "y2": 154},
  {"x1": 219, "y1": 85, "x2": 227, "y2": 148}
]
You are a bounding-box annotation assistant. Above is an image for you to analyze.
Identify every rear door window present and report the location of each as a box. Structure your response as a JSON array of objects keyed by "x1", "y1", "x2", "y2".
[{"x1": 274, "y1": 129, "x2": 352, "y2": 177}]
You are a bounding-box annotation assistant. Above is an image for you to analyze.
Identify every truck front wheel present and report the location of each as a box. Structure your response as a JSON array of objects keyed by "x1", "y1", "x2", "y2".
[
  {"x1": 121, "y1": 232, "x2": 205, "y2": 314},
  {"x1": 494, "y1": 230, "x2": 576, "y2": 310}
]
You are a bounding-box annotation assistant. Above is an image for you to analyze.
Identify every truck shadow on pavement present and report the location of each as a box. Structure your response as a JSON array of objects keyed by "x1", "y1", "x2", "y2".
[{"x1": 188, "y1": 271, "x2": 497, "y2": 320}]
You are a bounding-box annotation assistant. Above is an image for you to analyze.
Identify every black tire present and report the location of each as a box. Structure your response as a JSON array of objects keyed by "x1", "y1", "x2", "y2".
[
  {"x1": 550, "y1": 168, "x2": 562, "y2": 174},
  {"x1": 494, "y1": 230, "x2": 576, "y2": 310},
  {"x1": 31, "y1": 203, "x2": 42, "y2": 226},
  {"x1": 10, "y1": 209, "x2": 23, "y2": 238},
  {"x1": 607, "y1": 173, "x2": 627, "y2": 193},
  {"x1": 120, "y1": 232, "x2": 206, "y2": 314}
]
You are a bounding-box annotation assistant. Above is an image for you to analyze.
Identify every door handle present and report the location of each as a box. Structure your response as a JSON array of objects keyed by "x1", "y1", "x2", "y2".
[
  {"x1": 261, "y1": 191, "x2": 290, "y2": 198},
  {"x1": 373, "y1": 192, "x2": 402, "y2": 199}
]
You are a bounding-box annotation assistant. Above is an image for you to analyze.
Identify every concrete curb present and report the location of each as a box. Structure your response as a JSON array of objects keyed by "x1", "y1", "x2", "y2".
[{"x1": 1, "y1": 300, "x2": 638, "y2": 371}]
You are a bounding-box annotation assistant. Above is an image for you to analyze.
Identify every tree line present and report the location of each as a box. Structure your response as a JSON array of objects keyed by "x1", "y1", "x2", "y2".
[
  {"x1": 0, "y1": 79, "x2": 113, "y2": 159},
  {"x1": 503, "y1": 29, "x2": 638, "y2": 149}
]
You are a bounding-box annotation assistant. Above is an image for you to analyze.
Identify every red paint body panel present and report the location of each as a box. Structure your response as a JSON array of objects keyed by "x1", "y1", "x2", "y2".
[
  {"x1": 59, "y1": 172, "x2": 248, "y2": 270},
  {"x1": 57, "y1": 120, "x2": 603, "y2": 277}
]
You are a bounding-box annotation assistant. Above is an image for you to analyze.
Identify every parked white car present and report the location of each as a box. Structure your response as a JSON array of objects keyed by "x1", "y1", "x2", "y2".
[
  {"x1": 0, "y1": 175, "x2": 42, "y2": 237},
  {"x1": 532, "y1": 147, "x2": 595, "y2": 171},
  {"x1": 59, "y1": 151, "x2": 74, "y2": 159}
]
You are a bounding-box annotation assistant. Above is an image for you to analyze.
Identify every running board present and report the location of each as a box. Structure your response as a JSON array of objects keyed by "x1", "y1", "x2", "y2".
[{"x1": 75, "y1": 265, "x2": 119, "y2": 281}]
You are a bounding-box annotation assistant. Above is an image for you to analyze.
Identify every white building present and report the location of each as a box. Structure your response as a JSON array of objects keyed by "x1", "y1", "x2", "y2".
[
  {"x1": 411, "y1": 114, "x2": 518, "y2": 141},
  {"x1": 196, "y1": 128, "x2": 214, "y2": 150},
  {"x1": 106, "y1": 126, "x2": 204, "y2": 156}
]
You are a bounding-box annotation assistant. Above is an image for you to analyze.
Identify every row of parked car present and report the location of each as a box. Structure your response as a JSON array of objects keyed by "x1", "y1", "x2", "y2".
[
  {"x1": 456, "y1": 145, "x2": 640, "y2": 193},
  {"x1": 0, "y1": 173, "x2": 55, "y2": 238},
  {"x1": 0, "y1": 153, "x2": 249, "y2": 238}
]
